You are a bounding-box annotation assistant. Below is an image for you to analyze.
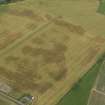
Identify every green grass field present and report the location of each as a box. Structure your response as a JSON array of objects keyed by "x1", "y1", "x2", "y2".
[
  {"x1": 97, "y1": 0, "x2": 105, "y2": 15},
  {"x1": 57, "y1": 60, "x2": 102, "y2": 105}
]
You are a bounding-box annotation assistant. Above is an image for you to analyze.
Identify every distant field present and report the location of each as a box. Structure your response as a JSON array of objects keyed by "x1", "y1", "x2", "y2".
[{"x1": 24, "y1": 0, "x2": 105, "y2": 36}]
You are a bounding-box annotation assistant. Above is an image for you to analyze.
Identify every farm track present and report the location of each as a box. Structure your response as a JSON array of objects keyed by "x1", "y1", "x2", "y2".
[
  {"x1": 0, "y1": 91, "x2": 24, "y2": 105},
  {"x1": 0, "y1": 17, "x2": 56, "y2": 57}
]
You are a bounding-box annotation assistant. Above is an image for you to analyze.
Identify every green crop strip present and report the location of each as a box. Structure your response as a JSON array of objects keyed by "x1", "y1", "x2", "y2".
[{"x1": 57, "y1": 57, "x2": 103, "y2": 105}]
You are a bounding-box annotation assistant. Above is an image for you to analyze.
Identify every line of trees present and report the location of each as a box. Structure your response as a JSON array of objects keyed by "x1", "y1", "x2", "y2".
[{"x1": 0, "y1": 0, "x2": 24, "y2": 4}]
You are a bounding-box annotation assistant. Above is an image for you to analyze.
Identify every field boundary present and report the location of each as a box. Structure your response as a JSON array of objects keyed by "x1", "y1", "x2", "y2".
[{"x1": 0, "y1": 91, "x2": 25, "y2": 105}]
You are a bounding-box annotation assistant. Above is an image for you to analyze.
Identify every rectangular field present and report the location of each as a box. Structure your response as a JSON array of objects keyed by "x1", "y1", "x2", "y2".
[{"x1": 23, "y1": 0, "x2": 105, "y2": 37}]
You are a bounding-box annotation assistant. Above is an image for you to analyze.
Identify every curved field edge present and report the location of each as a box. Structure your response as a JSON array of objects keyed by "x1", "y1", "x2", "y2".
[{"x1": 56, "y1": 56, "x2": 104, "y2": 105}]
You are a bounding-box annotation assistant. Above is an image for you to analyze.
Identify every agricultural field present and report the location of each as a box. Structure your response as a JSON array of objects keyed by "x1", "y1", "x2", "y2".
[
  {"x1": 0, "y1": 16, "x2": 105, "y2": 105},
  {"x1": 0, "y1": 0, "x2": 105, "y2": 105},
  {"x1": 57, "y1": 60, "x2": 102, "y2": 105},
  {"x1": 23, "y1": 0, "x2": 105, "y2": 36},
  {"x1": 0, "y1": 3, "x2": 52, "y2": 53}
]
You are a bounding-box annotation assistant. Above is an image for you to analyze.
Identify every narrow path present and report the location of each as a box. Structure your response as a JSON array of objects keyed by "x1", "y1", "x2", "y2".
[
  {"x1": 0, "y1": 91, "x2": 25, "y2": 105},
  {"x1": 0, "y1": 17, "x2": 56, "y2": 57}
]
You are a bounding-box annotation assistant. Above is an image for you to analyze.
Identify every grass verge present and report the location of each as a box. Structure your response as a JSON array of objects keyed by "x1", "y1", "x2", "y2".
[{"x1": 97, "y1": 0, "x2": 105, "y2": 15}]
